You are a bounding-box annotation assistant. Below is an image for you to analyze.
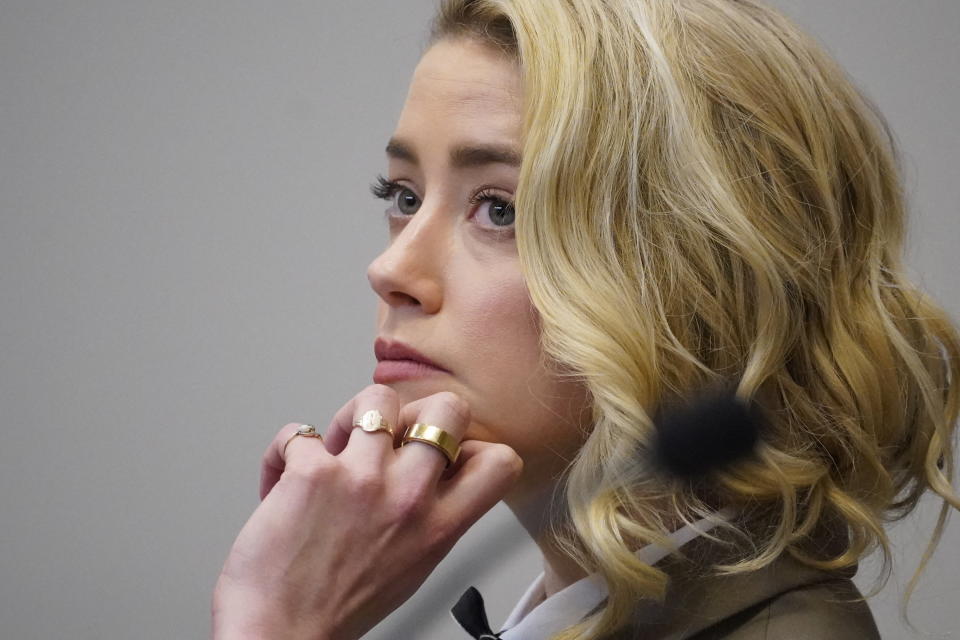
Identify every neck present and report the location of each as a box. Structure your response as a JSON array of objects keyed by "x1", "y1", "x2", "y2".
[
  {"x1": 503, "y1": 475, "x2": 589, "y2": 599},
  {"x1": 503, "y1": 474, "x2": 702, "y2": 600}
]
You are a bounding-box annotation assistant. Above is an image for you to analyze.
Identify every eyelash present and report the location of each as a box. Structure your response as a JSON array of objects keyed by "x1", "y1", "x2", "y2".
[{"x1": 368, "y1": 174, "x2": 515, "y2": 236}]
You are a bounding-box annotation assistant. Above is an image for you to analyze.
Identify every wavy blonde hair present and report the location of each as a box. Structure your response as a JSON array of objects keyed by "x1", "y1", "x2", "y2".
[{"x1": 427, "y1": 1, "x2": 960, "y2": 638}]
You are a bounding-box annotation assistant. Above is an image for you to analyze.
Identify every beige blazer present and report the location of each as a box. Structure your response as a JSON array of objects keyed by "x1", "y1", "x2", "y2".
[{"x1": 602, "y1": 524, "x2": 882, "y2": 639}]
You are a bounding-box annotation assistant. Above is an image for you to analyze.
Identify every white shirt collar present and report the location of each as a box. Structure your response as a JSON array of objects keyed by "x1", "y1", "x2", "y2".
[{"x1": 497, "y1": 506, "x2": 736, "y2": 639}]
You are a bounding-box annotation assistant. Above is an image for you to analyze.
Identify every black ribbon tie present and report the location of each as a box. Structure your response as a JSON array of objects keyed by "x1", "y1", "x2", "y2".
[{"x1": 451, "y1": 586, "x2": 503, "y2": 639}]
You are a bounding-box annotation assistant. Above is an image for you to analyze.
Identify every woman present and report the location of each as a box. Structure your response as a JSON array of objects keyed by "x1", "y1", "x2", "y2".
[{"x1": 211, "y1": 1, "x2": 960, "y2": 638}]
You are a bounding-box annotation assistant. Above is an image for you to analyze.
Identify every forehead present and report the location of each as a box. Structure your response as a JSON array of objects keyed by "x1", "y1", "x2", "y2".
[{"x1": 395, "y1": 37, "x2": 522, "y2": 139}]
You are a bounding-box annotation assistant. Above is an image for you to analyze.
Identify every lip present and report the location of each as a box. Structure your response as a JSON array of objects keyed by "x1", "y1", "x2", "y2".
[
  {"x1": 373, "y1": 337, "x2": 449, "y2": 383},
  {"x1": 373, "y1": 360, "x2": 447, "y2": 383}
]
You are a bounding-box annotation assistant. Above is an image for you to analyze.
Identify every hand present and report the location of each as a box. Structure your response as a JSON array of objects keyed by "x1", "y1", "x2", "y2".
[{"x1": 211, "y1": 384, "x2": 523, "y2": 640}]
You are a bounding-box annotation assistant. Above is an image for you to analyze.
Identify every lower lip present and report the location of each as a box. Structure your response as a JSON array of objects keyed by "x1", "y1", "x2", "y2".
[{"x1": 373, "y1": 360, "x2": 448, "y2": 383}]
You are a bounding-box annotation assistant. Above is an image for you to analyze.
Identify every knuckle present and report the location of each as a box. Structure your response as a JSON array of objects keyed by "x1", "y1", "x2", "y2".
[
  {"x1": 346, "y1": 469, "x2": 386, "y2": 500},
  {"x1": 435, "y1": 391, "x2": 471, "y2": 424},
  {"x1": 492, "y1": 444, "x2": 524, "y2": 478},
  {"x1": 392, "y1": 485, "x2": 430, "y2": 521},
  {"x1": 285, "y1": 458, "x2": 338, "y2": 489},
  {"x1": 363, "y1": 384, "x2": 398, "y2": 403},
  {"x1": 266, "y1": 423, "x2": 305, "y2": 462}
]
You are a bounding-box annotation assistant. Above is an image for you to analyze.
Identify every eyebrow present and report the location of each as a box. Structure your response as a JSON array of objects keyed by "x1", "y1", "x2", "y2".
[{"x1": 385, "y1": 136, "x2": 522, "y2": 169}]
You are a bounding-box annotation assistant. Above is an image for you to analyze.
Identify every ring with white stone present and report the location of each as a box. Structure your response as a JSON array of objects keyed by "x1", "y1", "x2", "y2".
[
  {"x1": 282, "y1": 424, "x2": 323, "y2": 458},
  {"x1": 353, "y1": 409, "x2": 395, "y2": 438}
]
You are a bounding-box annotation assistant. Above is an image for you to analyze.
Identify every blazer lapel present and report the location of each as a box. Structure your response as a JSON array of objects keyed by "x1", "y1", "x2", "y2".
[{"x1": 594, "y1": 518, "x2": 857, "y2": 639}]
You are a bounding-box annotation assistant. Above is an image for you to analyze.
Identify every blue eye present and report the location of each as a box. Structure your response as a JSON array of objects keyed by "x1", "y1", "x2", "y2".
[
  {"x1": 369, "y1": 174, "x2": 516, "y2": 234},
  {"x1": 370, "y1": 175, "x2": 419, "y2": 215},
  {"x1": 469, "y1": 189, "x2": 516, "y2": 229}
]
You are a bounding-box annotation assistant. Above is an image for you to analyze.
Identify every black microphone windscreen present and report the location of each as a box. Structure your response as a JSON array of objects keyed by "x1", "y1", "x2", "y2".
[{"x1": 651, "y1": 389, "x2": 764, "y2": 479}]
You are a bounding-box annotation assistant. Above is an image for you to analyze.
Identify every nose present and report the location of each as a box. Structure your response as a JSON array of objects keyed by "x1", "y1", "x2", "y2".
[{"x1": 366, "y1": 205, "x2": 446, "y2": 314}]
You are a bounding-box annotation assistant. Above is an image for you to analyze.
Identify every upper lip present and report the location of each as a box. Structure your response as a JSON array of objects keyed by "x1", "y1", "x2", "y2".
[{"x1": 374, "y1": 337, "x2": 448, "y2": 371}]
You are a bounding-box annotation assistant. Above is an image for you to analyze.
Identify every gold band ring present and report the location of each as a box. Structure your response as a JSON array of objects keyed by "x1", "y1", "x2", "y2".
[
  {"x1": 402, "y1": 423, "x2": 461, "y2": 467},
  {"x1": 282, "y1": 424, "x2": 323, "y2": 457},
  {"x1": 353, "y1": 409, "x2": 395, "y2": 438}
]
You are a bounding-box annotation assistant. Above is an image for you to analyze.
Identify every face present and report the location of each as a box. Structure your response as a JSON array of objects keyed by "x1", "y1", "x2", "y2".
[{"x1": 366, "y1": 37, "x2": 591, "y2": 502}]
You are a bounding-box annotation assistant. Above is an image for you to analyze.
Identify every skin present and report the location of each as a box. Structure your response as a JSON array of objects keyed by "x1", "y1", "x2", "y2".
[
  {"x1": 211, "y1": 37, "x2": 592, "y2": 639},
  {"x1": 367, "y1": 35, "x2": 594, "y2": 600}
]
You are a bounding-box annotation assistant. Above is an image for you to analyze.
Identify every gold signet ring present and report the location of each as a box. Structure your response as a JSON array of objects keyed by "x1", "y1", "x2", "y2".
[
  {"x1": 401, "y1": 423, "x2": 461, "y2": 467},
  {"x1": 353, "y1": 409, "x2": 394, "y2": 438},
  {"x1": 282, "y1": 424, "x2": 323, "y2": 457}
]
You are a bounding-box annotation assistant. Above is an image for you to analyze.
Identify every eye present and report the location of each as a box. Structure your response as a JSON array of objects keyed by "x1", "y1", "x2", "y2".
[
  {"x1": 368, "y1": 174, "x2": 516, "y2": 234},
  {"x1": 369, "y1": 175, "x2": 420, "y2": 215},
  {"x1": 469, "y1": 189, "x2": 516, "y2": 229}
]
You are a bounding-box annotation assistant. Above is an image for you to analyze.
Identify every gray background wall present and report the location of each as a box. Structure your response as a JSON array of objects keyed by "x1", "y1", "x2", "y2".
[{"x1": 0, "y1": 1, "x2": 956, "y2": 638}]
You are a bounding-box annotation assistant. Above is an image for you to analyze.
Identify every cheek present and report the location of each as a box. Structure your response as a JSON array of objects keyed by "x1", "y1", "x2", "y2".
[
  {"x1": 458, "y1": 277, "x2": 540, "y2": 368},
  {"x1": 455, "y1": 277, "x2": 586, "y2": 445}
]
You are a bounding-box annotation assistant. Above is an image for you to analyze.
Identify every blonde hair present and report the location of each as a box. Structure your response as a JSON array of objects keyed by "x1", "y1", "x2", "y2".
[{"x1": 427, "y1": 1, "x2": 960, "y2": 638}]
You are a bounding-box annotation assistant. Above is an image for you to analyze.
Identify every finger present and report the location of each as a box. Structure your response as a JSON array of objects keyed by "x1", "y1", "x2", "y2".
[
  {"x1": 435, "y1": 440, "x2": 524, "y2": 532},
  {"x1": 260, "y1": 421, "x2": 330, "y2": 500},
  {"x1": 323, "y1": 384, "x2": 400, "y2": 456},
  {"x1": 339, "y1": 384, "x2": 401, "y2": 468},
  {"x1": 395, "y1": 392, "x2": 471, "y2": 492},
  {"x1": 321, "y1": 398, "x2": 356, "y2": 456}
]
